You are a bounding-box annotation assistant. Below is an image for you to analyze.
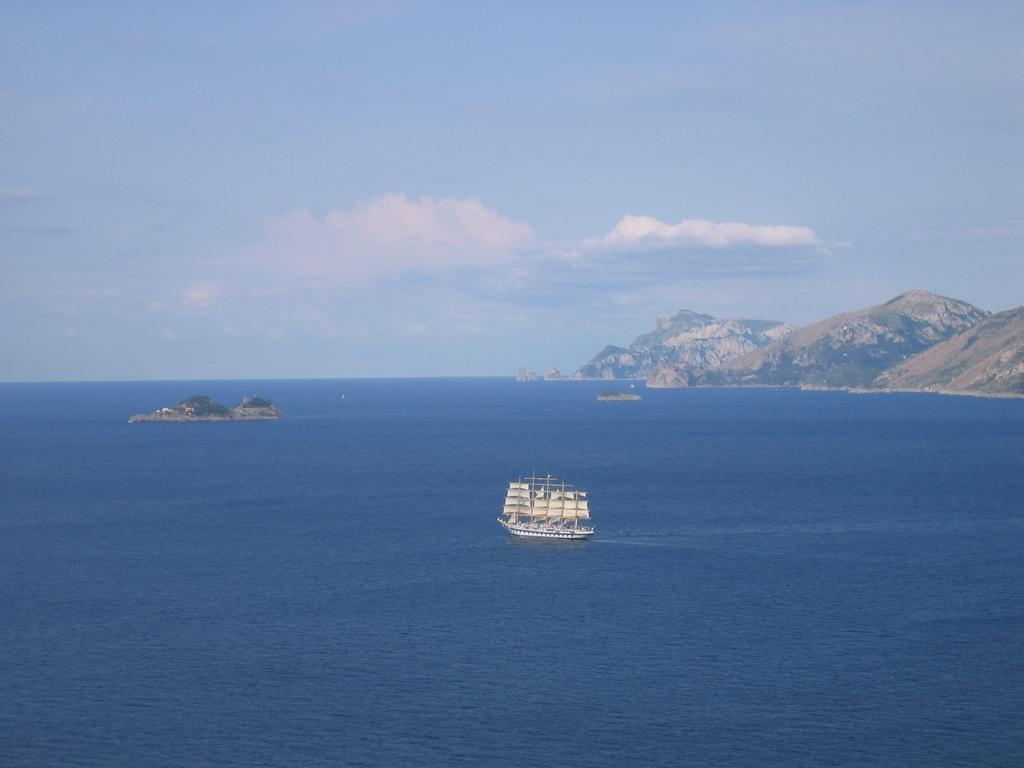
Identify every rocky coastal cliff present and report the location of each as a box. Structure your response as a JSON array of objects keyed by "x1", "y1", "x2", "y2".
[
  {"x1": 533, "y1": 289, "x2": 1024, "y2": 398},
  {"x1": 572, "y1": 310, "x2": 794, "y2": 380},
  {"x1": 875, "y1": 305, "x2": 1024, "y2": 395},
  {"x1": 699, "y1": 290, "x2": 988, "y2": 389},
  {"x1": 647, "y1": 363, "x2": 692, "y2": 389}
]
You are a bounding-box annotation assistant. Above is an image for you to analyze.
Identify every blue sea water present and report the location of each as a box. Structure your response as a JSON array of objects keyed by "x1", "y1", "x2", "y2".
[{"x1": 1, "y1": 379, "x2": 1023, "y2": 767}]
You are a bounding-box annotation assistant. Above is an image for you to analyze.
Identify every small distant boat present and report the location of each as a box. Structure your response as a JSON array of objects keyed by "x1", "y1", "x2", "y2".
[{"x1": 498, "y1": 475, "x2": 595, "y2": 540}]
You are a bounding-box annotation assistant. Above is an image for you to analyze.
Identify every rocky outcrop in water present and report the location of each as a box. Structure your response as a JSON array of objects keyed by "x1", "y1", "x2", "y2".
[
  {"x1": 597, "y1": 391, "x2": 642, "y2": 401},
  {"x1": 130, "y1": 395, "x2": 282, "y2": 422}
]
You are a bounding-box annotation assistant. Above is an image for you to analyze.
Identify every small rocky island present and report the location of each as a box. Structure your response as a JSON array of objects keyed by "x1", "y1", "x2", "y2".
[
  {"x1": 597, "y1": 391, "x2": 642, "y2": 401},
  {"x1": 129, "y1": 395, "x2": 282, "y2": 422}
]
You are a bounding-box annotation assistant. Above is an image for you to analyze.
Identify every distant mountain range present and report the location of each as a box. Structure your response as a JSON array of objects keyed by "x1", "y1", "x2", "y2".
[
  {"x1": 572, "y1": 311, "x2": 794, "y2": 380},
  {"x1": 693, "y1": 289, "x2": 987, "y2": 388},
  {"x1": 561, "y1": 290, "x2": 1024, "y2": 397},
  {"x1": 875, "y1": 305, "x2": 1024, "y2": 395}
]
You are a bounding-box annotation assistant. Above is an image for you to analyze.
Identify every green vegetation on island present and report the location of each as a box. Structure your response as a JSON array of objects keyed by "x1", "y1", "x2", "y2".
[
  {"x1": 129, "y1": 395, "x2": 282, "y2": 422},
  {"x1": 240, "y1": 396, "x2": 274, "y2": 408},
  {"x1": 178, "y1": 395, "x2": 232, "y2": 417}
]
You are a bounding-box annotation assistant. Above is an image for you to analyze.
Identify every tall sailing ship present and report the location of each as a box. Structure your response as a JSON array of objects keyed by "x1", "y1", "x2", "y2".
[{"x1": 499, "y1": 475, "x2": 595, "y2": 539}]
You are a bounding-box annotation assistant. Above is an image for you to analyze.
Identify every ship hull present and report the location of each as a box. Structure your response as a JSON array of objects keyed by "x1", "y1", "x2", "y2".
[{"x1": 498, "y1": 519, "x2": 594, "y2": 540}]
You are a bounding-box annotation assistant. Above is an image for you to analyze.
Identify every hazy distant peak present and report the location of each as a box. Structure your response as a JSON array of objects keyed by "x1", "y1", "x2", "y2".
[
  {"x1": 653, "y1": 309, "x2": 714, "y2": 331},
  {"x1": 571, "y1": 290, "x2": 997, "y2": 389},
  {"x1": 573, "y1": 309, "x2": 791, "y2": 380},
  {"x1": 708, "y1": 289, "x2": 989, "y2": 389},
  {"x1": 876, "y1": 305, "x2": 1024, "y2": 395},
  {"x1": 885, "y1": 288, "x2": 976, "y2": 311},
  {"x1": 888, "y1": 288, "x2": 938, "y2": 302}
]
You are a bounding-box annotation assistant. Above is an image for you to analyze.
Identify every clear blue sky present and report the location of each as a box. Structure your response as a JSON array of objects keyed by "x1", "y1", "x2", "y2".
[{"x1": 2, "y1": 1, "x2": 1022, "y2": 380}]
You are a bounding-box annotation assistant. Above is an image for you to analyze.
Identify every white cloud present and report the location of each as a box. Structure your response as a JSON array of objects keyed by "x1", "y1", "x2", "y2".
[
  {"x1": 0, "y1": 188, "x2": 40, "y2": 201},
  {"x1": 263, "y1": 193, "x2": 534, "y2": 282},
  {"x1": 585, "y1": 214, "x2": 822, "y2": 252},
  {"x1": 181, "y1": 280, "x2": 222, "y2": 309},
  {"x1": 209, "y1": 200, "x2": 831, "y2": 349}
]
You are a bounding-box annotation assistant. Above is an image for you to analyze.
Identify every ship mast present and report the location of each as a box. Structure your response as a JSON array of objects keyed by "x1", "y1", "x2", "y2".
[
  {"x1": 503, "y1": 474, "x2": 592, "y2": 534},
  {"x1": 504, "y1": 477, "x2": 533, "y2": 525}
]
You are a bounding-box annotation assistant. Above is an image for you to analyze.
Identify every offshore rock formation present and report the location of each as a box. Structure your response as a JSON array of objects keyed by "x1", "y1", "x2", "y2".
[
  {"x1": 690, "y1": 290, "x2": 988, "y2": 389},
  {"x1": 573, "y1": 310, "x2": 794, "y2": 380},
  {"x1": 597, "y1": 391, "x2": 642, "y2": 401},
  {"x1": 875, "y1": 305, "x2": 1024, "y2": 395},
  {"x1": 130, "y1": 395, "x2": 282, "y2": 422},
  {"x1": 515, "y1": 367, "x2": 564, "y2": 381}
]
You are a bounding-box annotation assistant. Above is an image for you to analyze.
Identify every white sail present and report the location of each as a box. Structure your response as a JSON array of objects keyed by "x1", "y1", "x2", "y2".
[
  {"x1": 544, "y1": 500, "x2": 574, "y2": 519},
  {"x1": 499, "y1": 474, "x2": 594, "y2": 536}
]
